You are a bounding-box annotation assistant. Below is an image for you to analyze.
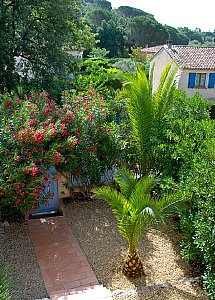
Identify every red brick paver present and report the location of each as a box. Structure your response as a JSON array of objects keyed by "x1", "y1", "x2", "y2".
[{"x1": 28, "y1": 216, "x2": 112, "y2": 299}]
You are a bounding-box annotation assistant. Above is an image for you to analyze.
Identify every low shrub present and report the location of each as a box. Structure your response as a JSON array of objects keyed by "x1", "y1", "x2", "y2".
[{"x1": 74, "y1": 58, "x2": 123, "y2": 93}]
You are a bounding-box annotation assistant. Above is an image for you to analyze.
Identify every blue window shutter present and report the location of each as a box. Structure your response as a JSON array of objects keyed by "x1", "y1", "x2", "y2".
[
  {"x1": 208, "y1": 73, "x2": 215, "y2": 88},
  {"x1": 188, "y1": 73, "x2": 196, "y2": 88}
]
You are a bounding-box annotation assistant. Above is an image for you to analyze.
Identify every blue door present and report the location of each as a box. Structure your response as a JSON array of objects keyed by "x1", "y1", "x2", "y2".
[{"x1": 29, "y1": 166, "x2": 59, "y2": 218}]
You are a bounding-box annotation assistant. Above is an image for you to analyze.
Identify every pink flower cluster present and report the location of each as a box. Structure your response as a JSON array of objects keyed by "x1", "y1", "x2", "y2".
[{"x1": 0, "y1": 89, "x2": 114, "y2": 217}]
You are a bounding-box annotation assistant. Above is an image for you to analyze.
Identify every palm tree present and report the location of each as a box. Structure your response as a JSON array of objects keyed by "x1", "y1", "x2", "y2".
[
  {"x1": 121, "y1": 62, "x2": 178, "y2": 176},
  {"x1": 93, "y1": 167, "x2": 189, "y2": 278}
]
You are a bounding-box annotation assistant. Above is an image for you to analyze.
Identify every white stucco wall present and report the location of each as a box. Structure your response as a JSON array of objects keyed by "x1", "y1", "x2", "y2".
[
  {"x1": 178, "y1": 69, "x2": 215, "y2": 100},
  {"x1": 65, "y1": 50, "x2": 83, "y2": 59},
  {"x1": 150, "y1": 48, "x2": 215, "y2": 100},
  {"x1": 150, "y1": 48, "x2": 178, "y2": 92}
]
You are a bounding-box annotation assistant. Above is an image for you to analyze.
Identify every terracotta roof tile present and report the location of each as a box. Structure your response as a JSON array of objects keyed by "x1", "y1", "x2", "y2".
[
  {"x1": 164, "y1": 45, "x2": 215, "y2": 69},
  {"x1": 141, "y1": 45, "x2": 163, "y2": 53}
]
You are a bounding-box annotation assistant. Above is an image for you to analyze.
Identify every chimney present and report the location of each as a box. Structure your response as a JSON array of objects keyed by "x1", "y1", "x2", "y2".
[{"x1": 166, "y1": 40, "x2": 172, "y2": 49}]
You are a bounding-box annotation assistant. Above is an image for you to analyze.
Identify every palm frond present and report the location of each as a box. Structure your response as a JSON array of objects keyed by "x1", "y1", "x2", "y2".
[
  {"x1": 154, "y1": 61, "x2": 178, "y2": 120},
  {"x1": 93, "y1": 186, "x2": 129, "y2": 221},
  {"x1": 129, "y1": 175, "x2": 157, "y2": 212},
  {"x1": 114, "y1": 167, "x2": 137, "y2": 199},
  {"x1": 122, "y1": 65, "x2": 154, "y2": 175},
  {"x1": 118, "y1": 215, "x2": 138, "y2": 247},
  {"x1": 118, "y1": 205, "x2": 156, "y2": 252},
  {"x1": 159, "y1": 191, "x2": 193, "y2": 218}
]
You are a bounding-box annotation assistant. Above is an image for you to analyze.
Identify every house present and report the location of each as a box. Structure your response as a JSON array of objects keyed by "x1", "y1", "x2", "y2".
[
  {"x1": 140, "y1": 45, "x2": 163, "y2": 62},
  {"x1": 148, "y1": 44, "x2": 215, "y2": 101}
]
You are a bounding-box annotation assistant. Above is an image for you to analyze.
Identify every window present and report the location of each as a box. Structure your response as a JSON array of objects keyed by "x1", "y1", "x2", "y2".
[
  {"x1": 188, "y1": 72, "x2": 207, "y2": 88},
  {"x1": 208, "y1": 73, "x2": 215, "y2": 88},
  {"x1": 195, "y1": 73, "x2": 206, "y2": 88},
  {"x1": 188, "y1": 73, "x2": 196, "y2": 88}
]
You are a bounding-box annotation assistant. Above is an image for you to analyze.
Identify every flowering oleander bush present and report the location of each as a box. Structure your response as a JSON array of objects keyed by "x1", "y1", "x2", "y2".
[
  {"x1": 0, "y1": 92, "x2": 75, "y2": 217},
  {"x1": 0, "y1": 89, "x2": 119, "y2": 217},
  {"x1": 61, "y1": 89, "x2": 119, "y2": 186}
]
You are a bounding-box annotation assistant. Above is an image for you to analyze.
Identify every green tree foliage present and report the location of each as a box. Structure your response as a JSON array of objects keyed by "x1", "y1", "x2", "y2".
[
  {"x1": 85, "y1": 7, "x2": 112, "y2": 29},
  {"x1": 97, "y1": 20, "x2": 126, "y2": 57},
  {"x1": 154, "y1": 90, "x2": 215, "y2": 298},
  {"x1": 154, "y1": 91, "x2": 210, "y2": 180},
  {"x1": 88, "y1": 47, "x2": 110, "y2": 58},
  {"x1": 178, "y1": 27, "x2": 215, "y2": 46},
  {"x1": 114, "y1": 6, "x2": 153, "y2": 18},
  {"x1": 0, "y1": 0, "x2": 95, "y2": 92},
  {"x1": 83, "y1": 2, "x2": 170, "y2": 57},
  {"x1": 84, "y1": 0, "x2": 112, "y2": 10},
  {"x1": 75, "y1": 58, "x2": 122, "y2": 92},
  {"x1": 84, "y1": 1, "x2": 215, "y2": 59},
  {"x1": 164, "y1": 25, "x2": 189, "y2": 45},
  {"x1": 128, "y1": 16, "x2": 169, "y2": 47}
]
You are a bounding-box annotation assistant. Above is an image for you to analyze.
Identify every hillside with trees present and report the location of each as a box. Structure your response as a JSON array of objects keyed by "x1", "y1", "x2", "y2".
[{"x1": 83, "y1": 0, "x2": 215, "y2": 57}]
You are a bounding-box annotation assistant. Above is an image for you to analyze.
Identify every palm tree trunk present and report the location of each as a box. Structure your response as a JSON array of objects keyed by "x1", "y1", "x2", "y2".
[{"x1": 123, "y1": 250, "x2": 144, "y2": 278}]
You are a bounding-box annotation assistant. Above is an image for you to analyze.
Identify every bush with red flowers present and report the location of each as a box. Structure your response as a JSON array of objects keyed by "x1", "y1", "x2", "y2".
[{"x1": 0, "y1": 89, "x2": 119, "y2": 217}]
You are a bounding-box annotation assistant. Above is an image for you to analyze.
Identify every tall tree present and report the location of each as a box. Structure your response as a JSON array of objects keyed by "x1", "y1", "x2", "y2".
[
  {"x1": 0, "y1": 0, "x2": 95, "y2": 92},
  {"x1": 85, "y1": 6, "x2": 112, "y2": 29},
  {"x1": 164, "y1": 25, "x2": 189, "y2": 45},
  {"x1": 128, "y1": 16, "x2": 168, "y2": 47},
  {"x1": 97, "y1": 19, "x2": 126, "y2": 57},
  {"x1": 114, "y1": 6, "x2": 153, "y2": 18},
  {"x1": 83, "y1": 0, "x2": 112, "y2": 11}
]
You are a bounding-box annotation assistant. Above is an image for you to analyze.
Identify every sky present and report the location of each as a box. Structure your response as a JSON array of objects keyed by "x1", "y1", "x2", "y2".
[{"x1": 109, "y1": 0, "x2": 215, "y2": 32}]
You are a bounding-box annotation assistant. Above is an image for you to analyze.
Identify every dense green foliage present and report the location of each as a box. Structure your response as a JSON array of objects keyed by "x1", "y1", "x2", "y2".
[
  {"x1": 164, "y1": 25, "x2": 189, "y2": 45},
  {"x1": 152, "y1": 90, "x2": 215, "y2": 298},
  {"x1": 97, "y1": 20, "x2": 126, "y2": 57},
  {"x1": 116, "y1": 63, "x2": 215, "y2": 296},
  {"x1": 114, "y1": 6, "x2": 153, "y2": 18},
  {"x1": 127, "y1": 16, "x2": 168, "y2": 48},
  {"x1": 178, "y1": 27, "x2": 215, "y2": 46},
  {"x1": 83, "y1": 0, "x2": 215, "y2": 58},
  {"x1": 0, "y1": 0, "x2": 95, "y2": 92},
  {"x1": 74, "y1": 58, "x2": 122, "y2": 93}
]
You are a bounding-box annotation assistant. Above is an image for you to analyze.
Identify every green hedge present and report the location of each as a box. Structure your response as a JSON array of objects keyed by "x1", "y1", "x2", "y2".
[{"x1": 154, "y1": 90, "x2": 215, "y2": 298}]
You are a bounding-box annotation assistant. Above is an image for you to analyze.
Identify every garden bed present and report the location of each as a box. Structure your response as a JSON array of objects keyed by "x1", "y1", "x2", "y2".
[{"x1": 63, "y1": 196, "x2": 208, "y2": 300}]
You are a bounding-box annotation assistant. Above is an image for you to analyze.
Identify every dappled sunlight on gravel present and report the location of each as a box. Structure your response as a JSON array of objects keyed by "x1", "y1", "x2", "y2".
[
  {"x1": 64, "y1": 198, "x2": 208, "y2": 299},
  {"x1": 0, "y1": 222, "x2": 48, "y2": 300}
]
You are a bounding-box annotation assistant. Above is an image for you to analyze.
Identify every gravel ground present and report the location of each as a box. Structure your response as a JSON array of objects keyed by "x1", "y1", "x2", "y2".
[
  {"x1": 0, "y1": 221, "x2": 48, "y2": 300},
  {"x1": 64, "y1": 198, "x2": 208, "y2": 300},
  {"x1": 112, "y1": 283, "x2": 207, "y2": 300}
]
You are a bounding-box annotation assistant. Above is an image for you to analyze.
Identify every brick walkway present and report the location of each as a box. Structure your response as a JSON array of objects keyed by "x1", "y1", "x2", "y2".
[{"x1": 28, "y1": 216, "x2": 112, "y2": 300}]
